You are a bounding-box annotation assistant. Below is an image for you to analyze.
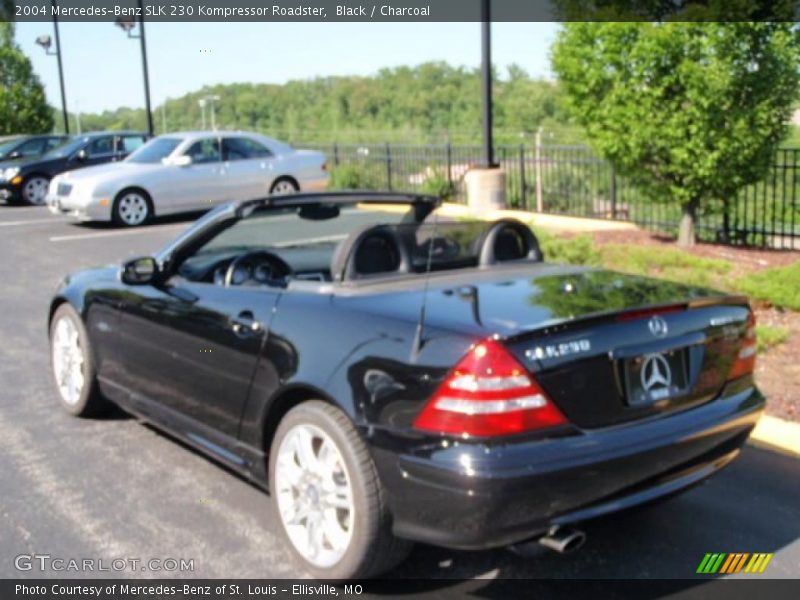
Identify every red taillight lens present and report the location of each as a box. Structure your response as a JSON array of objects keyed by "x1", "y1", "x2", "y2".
[
  {"x1": 728, "y1": 312, "x2": 757, "y2": 380},
  {"x1": 413, "y1": 339, "x2": 568, "y2": 437}
]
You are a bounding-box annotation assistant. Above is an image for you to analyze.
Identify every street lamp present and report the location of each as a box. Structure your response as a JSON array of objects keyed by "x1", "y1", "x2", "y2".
[
  {"x1": 201, "y1": 95, "x2": 221, "y2": 130},
  {"x1": 197, "y1": 98, "x2": 207, "y2": 129},
  {"x1": 480, "y1": 0, "x2": 495, "y2": 168},
  {"x1": 115, "y1": 0, "x2": 154, "y2": 136},
  {"x1": 36, "y1": 2, "x2": 69, "y2": 134}
]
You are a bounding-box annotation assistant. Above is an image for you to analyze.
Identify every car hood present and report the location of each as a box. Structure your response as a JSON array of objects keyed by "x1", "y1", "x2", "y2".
[
  {"x1": 335, "y1": 264, "x2": 728, "y2": 338},
  {"x1": 0, "y1": 155, "x2": 61, "y2": 172}
]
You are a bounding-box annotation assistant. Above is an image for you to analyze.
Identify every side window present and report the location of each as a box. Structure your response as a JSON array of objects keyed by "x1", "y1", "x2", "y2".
[
  {"x1": 45, "y1": 138, "x2": 65, "y2": 152},
  {"x1": 86, "y1": 136, "x2": 114, "y2": 157},
  {"x1": 16, "y1": 139, "x2": 46, "y2": 157},
  {"x1": 222, "y1": 137, "x2": 273, "y2": 161},
  {"x1": 185, "y1": 138, "x2": 221, "y2": 164},
  {"x1": 119, "y1": 135, "x2": 146, "y2": 154}
]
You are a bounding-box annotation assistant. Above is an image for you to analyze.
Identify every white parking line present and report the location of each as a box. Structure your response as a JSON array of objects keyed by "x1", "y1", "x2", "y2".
[
  {"x1": 0, "y1": 218, "x2": 63, "y2": 228},
  {"x1": 50, "y1": 224, "x2": 188, "y2": 242}
]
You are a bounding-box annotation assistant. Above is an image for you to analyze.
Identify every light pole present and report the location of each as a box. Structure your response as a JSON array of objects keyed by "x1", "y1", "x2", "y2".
[
  {"x1": 203, "y1": 95, "x2": 221, "y2": 130},
  {"x1": 36, "y1": 2, "x2": 69, "y2": 134},
  {"x1": 198, "y1": 98, "x2": 207, "y2": 129},
  {"x1": 480, "y1": 0, "x2": 495, "y2": 168},
  {"x1": 115, "y1": 0, "x2": 154, "y2": 136}
]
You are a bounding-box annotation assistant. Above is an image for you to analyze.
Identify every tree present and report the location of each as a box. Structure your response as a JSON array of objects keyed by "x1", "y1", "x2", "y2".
[
  {"x1": 0, "y1": 21, "x2": 54, "y2": 135},
  {"x1": 551, "y1": 22, "x2": 800, "y2": 245}
]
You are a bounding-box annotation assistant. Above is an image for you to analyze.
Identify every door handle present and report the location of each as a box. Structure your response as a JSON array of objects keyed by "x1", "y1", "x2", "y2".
[{"x1": 231, "y1": 310, "x2": 261, "y2": 335}]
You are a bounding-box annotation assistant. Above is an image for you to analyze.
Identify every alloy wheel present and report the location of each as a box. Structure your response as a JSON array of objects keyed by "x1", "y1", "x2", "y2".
[
  {"x1": 51, "y1": 316, "x2": 85, "y2": 406},
  {"x1": 23, "y1": 177, "x2": 49, "y2": 205},
  {"x1": 117, "y1": 193, "x2": 149, "y2": 226},
  {"x1": 271, "y1": 180, "x2": 298, "y2": 196},
  {"x1": 274, "y1": 423, "x2": 355, "y2": 568}
]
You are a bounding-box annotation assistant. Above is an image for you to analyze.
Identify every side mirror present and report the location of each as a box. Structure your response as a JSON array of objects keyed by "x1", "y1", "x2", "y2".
[
  {"x1": 121, "y1": 256, "x2": 159, "y2": 285},
  {"x1": 8, "y1": 151, "x2": 20, "y2": 159},
  {"x1": 172, "y1": 155, "x2": 192, "y2": 167},
  {"x1": 74, "y1": 149, "x2": 88, "y2": 162}
]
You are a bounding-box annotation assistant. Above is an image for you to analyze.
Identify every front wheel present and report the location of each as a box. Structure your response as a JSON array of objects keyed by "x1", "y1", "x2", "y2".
[
  {"x1": 22, "y1": 175, "x2": 50, "y2": 205},
  {"x1": 112, "y1": 190, "x2": 152, "y2": 227},
  {"x1": 269, "y1": 401, "x2": 411, "y2": 579},
  {"x1": 49, "y1": 304, "x2": 107, "y2": 417}
]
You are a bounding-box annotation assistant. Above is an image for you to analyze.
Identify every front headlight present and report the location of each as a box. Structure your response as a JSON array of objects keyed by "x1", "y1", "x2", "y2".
[{"x1": 2, "y1": 167, "x2": 20, "y2": 181}]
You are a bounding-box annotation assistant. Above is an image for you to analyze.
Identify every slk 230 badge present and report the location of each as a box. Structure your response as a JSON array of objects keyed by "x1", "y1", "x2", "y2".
[{"x1": 526, "y1": 339, "x2": 592, "y2": 360}]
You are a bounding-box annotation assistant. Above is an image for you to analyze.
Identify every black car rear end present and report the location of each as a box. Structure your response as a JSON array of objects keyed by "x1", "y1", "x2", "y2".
[{"x1": 366, "y1": 275, "x2": 763, "y2": 550}]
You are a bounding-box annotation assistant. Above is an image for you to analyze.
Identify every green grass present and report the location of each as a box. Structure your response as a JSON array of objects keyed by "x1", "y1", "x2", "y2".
[
  {"x1": 596, "y1": 244, "x2": 733, "y2": 289},
  {"x1": 755, "y1": 325, "x2": 791, "y2": 354},
  {"x1": 735, "y1": 262, "x2": 800, "y2": 311}
]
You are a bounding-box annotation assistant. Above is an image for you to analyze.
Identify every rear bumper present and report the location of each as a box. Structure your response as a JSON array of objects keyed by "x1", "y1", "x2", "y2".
[
  {"x1": 373, "y1": 384, "x2": 764, "y2": 550},
  {"x1": 299, "y1": 174, "x2": 329, "y2": 193}
]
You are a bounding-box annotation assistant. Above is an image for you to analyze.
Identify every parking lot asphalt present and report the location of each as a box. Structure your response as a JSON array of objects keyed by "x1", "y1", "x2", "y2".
[{"x1": 0, "y1": 204, "x2": 798, "y2": 586}]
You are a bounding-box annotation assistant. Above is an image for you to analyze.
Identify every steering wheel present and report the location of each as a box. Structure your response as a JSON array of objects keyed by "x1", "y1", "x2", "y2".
[{"x1": 224, "y1": 250, "x2": 292, "y2": 287}]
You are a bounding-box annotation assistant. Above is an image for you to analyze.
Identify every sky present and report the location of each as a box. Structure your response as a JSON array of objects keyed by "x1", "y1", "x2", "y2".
[{"x1": 15, "y1": 21, "x2": 560, "y2": 115}]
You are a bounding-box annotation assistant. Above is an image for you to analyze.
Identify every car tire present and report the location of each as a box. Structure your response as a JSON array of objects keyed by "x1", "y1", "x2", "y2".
[
  {"x1": 112, "y1": 189, "x2": 152, "y2": 227},
  {"x1": 270, "y1": 177, "x2": 299, "y2": 196},
  {"x1": 49, "y1": 303, "x2": 107, "y2": 417},
  {"x1": 269, "y1": 401, "x2": 411, "y2": 579},
  {"x1": 21, "y1": 175, "x2": 50, "y2": 205}
]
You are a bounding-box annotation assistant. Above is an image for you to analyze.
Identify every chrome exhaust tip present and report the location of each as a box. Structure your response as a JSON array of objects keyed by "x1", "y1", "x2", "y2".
[{"x1": 537, "y1": 526, "x2": 586, "y2": 554}]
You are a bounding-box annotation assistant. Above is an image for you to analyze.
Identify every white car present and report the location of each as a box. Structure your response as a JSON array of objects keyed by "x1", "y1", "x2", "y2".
[{"x1": 47, "y1": 131, "x2": 328, "y2": 226}]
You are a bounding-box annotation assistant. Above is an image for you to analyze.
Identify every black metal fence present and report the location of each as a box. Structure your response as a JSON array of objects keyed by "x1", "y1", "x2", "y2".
[{"x1": 293, "y1": 141, "x2": 800, "y2": 249}]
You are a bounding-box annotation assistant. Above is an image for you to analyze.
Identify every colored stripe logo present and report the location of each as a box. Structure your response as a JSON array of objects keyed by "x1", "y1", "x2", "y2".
[{"x1": 697, "y1": 553, "x2": 773, "y2": 574}]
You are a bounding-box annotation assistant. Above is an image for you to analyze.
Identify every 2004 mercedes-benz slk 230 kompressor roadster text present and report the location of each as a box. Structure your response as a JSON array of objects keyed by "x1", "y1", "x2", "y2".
[{"x1": 48, "y1": 192, "x2": 764, "y2": 578}]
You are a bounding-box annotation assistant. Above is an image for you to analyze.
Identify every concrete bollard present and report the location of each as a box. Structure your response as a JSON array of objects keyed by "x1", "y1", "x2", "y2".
[{"x1": 465, "y1": 168, "x2": 506, "y2": 214}]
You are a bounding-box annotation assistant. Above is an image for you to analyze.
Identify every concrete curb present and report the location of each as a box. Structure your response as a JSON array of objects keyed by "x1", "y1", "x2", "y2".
[
  {"x1": 748, "y1": 415, "x2": 800, "y2": 458},
  {"x1": 435, "y1": 202, "x2": 639, "y2": 232}
]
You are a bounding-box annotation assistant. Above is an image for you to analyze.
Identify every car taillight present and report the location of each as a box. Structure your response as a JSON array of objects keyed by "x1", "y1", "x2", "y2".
[
  {"x1": 413, "y1": 339, "x2": 568, "y2": 437},
  {"x1": 728, "y1": 311, "x2": 757, "y2": 380}
]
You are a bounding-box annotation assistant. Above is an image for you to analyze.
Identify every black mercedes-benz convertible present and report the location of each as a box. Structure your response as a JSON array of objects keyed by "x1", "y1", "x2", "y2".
[{"x1": 48, "y1": 192, "x2": 764, "y2": 578}]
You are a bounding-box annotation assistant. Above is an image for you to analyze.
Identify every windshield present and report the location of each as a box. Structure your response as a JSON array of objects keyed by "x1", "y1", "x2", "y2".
[
  {"x1": 43, "y1": 136, "x2": 84, "y2": 158},
  {"x1": 0, "y1": 139, "x2": 21, "y2": 158},
  {"x1": 127, "y1": 137, "x2": 182, "y2": 163},
  {"x1": 177, "y1": 203, "x2": 418, "y2": 282}
]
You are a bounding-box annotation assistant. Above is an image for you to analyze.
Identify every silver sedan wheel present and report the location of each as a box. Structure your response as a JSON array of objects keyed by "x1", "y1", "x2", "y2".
[
  {"x1": 116, "y1": 192, "x2": 149, "y2": 226},
  {"x1": 51, "y1": 315, "x2": 85, "y2": 406},
  {"x1": 23, "y1": 177, "x2": 49, "y2": 205},
  {"x1": 275, "y1": 423, "x2": 355, "y2": 568},
  {"x1": 271, "y1": 180, "x2": 298, "y2": 196}
]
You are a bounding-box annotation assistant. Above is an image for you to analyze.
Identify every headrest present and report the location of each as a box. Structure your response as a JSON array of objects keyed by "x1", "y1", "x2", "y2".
[{"x1": 330, "y1": 224, "x2": 409, "y2": 282}]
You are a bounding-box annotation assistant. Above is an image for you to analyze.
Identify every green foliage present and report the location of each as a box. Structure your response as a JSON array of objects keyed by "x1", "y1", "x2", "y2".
[
  {"x1": 419, "y1": 169, "x2": 456, "y2": 200},
  {"x1": 60, "y1": 62, "x2": 576, "y2": 144},
  {"x1": 755, "y1": 324, "x2": 790, "y2": 354},
  {"x1": 551, "y1": 23, "x2": 800, "y2": 242},
  {"x1": 537, "y1": 231, "x2": 602, "y2": 266},
  {"x1": 328, "y1": 164, "x2": 383, "y2": 190},
  {"x1": 0, "y1": 23, "x2": 53, "y2": 135},
  {"x1": 736, "y1": 261, "x2": 800, "y2": 310}
]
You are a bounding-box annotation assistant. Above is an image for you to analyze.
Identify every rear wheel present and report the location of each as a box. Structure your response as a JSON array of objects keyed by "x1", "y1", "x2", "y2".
[
  {"x1": 49, "y1": 304, "x2": 107, "y2": 417},
  {"x1": 269, "y1": 401, "x2": 411, "y2": 579},
  {"x1": 112, "y1": 189, "x2": 152, "y2": 227},
  {"x1": 270, "y1": 177, "x2": 299, "y2": 196},
  {"x1": 22, "y1": 175, "x2": 50, "y2": 205}
]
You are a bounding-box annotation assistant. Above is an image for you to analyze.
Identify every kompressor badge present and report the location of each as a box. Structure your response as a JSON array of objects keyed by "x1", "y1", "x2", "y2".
[{"x1": 526, "y1": 339, "x2": 592, "y2": 361}]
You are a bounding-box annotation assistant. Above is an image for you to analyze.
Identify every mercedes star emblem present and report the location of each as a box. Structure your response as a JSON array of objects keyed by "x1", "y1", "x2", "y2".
[
  {"x1": 641, "y1": 353, "x2": 672, "y2": 393},
  {"x1": 648, "y1": 315, "x2": 669, "y2": 338}
]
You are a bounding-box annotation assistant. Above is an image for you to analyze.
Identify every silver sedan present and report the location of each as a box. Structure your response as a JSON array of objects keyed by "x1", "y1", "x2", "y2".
[{"x1": 47, "y1": 131, "x2": 329, "y2": 226}]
